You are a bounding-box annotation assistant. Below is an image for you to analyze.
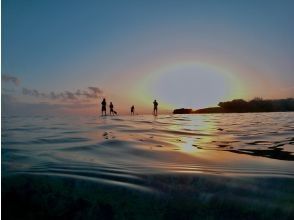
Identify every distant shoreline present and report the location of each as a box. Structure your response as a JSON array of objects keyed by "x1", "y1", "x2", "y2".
[
  {"x1": 173, "y1": 98, "x2": 294, "y2": 114},
  {"x1": 173, "y1": 109, "x2": 294, "y2": 114}
]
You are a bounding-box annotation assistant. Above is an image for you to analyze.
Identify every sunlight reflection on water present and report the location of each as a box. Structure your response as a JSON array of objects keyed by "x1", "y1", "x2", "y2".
[{"x1": 2, "y1": 112, "x2": 294, "y2": 189}]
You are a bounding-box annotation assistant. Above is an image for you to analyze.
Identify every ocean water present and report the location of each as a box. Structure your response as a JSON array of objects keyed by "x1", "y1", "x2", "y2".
[{"x1": 2, "y1": 113, "x2": 294, "y2": 219}]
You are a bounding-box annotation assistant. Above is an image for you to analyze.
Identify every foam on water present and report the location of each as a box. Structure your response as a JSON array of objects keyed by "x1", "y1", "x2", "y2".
[{"x1": 2, "y1": 113, "x2": 294, "y2": 191}]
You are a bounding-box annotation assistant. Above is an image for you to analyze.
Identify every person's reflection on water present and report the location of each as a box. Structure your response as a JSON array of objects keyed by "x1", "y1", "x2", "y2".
[
  {"x1": 101, "y1": 98, "x2": 107, "y2": 116},
  {"x1": 153, "y1": 100, "x2": 158, "y2": 116},
  {"x1": 131, "y1": 105, "x2": 135, "y2": 115}
]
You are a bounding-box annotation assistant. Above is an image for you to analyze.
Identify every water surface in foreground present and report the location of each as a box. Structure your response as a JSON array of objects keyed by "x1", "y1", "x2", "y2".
[
  {"x1": 3, "y1": 113, "x2": 294, "y2": 183},
  {"x1": 2, "y1": 113, "x2": 294, "y2": 219}
]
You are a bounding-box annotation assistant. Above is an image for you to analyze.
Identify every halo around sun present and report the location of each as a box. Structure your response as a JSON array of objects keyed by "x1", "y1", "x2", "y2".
[{"x1": 132, "y1": 62, "x2": 245, "y2": 110}]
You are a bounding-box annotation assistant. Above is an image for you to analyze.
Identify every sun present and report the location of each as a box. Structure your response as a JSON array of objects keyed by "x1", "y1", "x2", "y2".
[
  {"x1": 130, "y1": 62, "x2": 245, "y2": 111},
  {"x1": 136, "y1": 63, "x2": 244, "y2": 109}
]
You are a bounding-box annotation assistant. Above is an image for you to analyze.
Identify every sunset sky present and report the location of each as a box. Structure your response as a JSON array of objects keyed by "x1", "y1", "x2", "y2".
[{"x1": 2, "y1": 0, "x2": 294, "y2": 115}]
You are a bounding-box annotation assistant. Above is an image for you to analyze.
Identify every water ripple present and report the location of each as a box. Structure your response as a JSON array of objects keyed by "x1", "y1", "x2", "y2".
[{"x1": 2, "y1": 113, "x2": 294, "y2": 190}]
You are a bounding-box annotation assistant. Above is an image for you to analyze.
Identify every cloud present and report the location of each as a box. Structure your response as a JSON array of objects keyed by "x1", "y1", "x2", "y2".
[
  {"x1": 22, "y1": 86, "x2": 103, "y2": 102},
  {"x1": 2, "y1": 78, "x2": 104, "y2": 116},
  {"x1": 2, "y1": 93, "x2": 99, "y2": 116},
  {"x1": 74, "y1": 87, "x2": 102, "y2": 99},
  {"x1": 2, "y1": 88, "x2": 16, "y2": 93},
  {"x1": 88, "y1": 86, "x2": 103, "y2": 94},
  {"x1": 2, "y1": 74, "x2": 20, "y2": 86},
  {"x1": 2, "y1": 94, "x2": 63, "y2": 116},
  {"x1": 22, "y1": 88, "x2": 40, "y2": 97},
  {"x1": 64, "y1": 91, "x2": 77, "y2": 100},
  {"x1": 2, "y1": 74, "x2": 103, "y2": 102}
]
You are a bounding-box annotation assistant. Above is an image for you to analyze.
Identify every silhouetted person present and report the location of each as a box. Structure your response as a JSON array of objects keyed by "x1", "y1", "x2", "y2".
[
  {"x1": 153, "y1": 100, "x2": 158, "y2": 116},
  {"x1": 131, "y1": 105, "x2": 135, "y2": 115},
  {"x1": 101, "y1": 98, "x2": 107, "y2": 116},
  {"x1": 109, "y1": 102, "x2": 114, "y2": 115}
]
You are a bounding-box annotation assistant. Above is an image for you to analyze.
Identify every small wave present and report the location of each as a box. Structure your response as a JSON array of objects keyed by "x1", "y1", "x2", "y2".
[
  {"x1": 19, "y1": 171, "x2": 153, "y2": 192},
  {"x1": 32, "y1": 137, "x2": 90, "y2": 144},
  {"x1": 158, "y1": 129, "x2": 212, "y2": 136}
]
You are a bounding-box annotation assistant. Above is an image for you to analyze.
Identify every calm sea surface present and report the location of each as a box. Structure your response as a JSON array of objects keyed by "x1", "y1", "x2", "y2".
[
  {"x1": 2, "y1": 113, "x2": 294, "y2": 189},
  {"x1": 2, "y1": 113, "x2": 294, "y2": 219}
]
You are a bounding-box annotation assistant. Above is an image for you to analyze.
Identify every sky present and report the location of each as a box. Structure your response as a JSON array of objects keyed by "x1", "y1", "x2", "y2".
[{"x1": 2, "y1": 0, "x2": 294, "y2": 115}]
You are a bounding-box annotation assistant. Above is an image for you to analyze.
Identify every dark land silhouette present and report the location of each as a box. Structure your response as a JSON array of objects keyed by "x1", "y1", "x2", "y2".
[
  {"x1": 173, "y1": 108, "x2": 193, "y2": 114},
  {"x1": 173, "y1": 98, "x2": 294, "y2": 114}
]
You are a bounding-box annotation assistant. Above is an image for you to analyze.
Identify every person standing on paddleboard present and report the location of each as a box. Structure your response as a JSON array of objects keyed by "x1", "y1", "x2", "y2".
[
  {"x1": 109, "y1": 102, "x2": 114, "y2": 115},
  {"x1": 131, "y1": 105, "x2": 135, "y2": 115},
  {"x1": 153, "y1": 100, "x2": 158, "y2": 116},
  {"x1": 101, "y1": 98, "x2": 107, "y2": 116}
]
